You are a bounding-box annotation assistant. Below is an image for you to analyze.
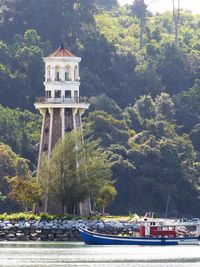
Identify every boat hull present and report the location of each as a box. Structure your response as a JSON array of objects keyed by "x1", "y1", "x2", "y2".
[{"x1": 78, "y1": 227, "x2": 200, "y2": 246}]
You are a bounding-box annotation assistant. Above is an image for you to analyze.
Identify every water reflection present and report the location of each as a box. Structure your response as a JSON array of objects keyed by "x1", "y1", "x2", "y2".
[{"x1": 0, "y1": 242, "x2": 199, "y2": 267}]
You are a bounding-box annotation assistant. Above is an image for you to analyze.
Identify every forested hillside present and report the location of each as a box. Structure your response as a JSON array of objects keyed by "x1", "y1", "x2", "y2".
[{"x1": 0, "y1": 0, "x2": 200, "y2": 216}]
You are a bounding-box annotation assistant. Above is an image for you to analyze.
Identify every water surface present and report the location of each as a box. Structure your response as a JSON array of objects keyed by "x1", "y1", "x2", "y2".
[{"x1": 0, "y1": 242, "x2": 200, "y2": 267}]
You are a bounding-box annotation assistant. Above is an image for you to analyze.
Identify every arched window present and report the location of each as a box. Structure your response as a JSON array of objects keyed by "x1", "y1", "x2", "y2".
[
  {"x1": 74, "y1": 65, "x2": 78, "y2": 81},
  {"x1": 55, "y1": 65, "x2": 60, "y2": 81},
  {"x1": 47, "y1": 65, "x2": 51, "y2": 81},
  {"x1": 65, "y1": 65, "x2": 71, "y2": 81}
]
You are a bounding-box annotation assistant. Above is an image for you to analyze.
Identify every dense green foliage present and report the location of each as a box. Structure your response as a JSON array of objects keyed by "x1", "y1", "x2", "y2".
[
  {"x1": 0, "y1": 1, "x2": 199, "y2": 109},
  {"x1": 87, "y1": 91, "x2": 200, "y2": 216},
  {"x1": 0, "y1": 142, "x2": 30, "y2": 212},
  {"x1": 0, "y1": 105, "x2": 41, "y2": 164},
  {"x1": 0, "y1": 0, "x2": 200, "y2": 216}
]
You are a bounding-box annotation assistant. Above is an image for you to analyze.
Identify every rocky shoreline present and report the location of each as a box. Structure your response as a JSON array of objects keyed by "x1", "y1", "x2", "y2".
[{"x1": 0, "y1": 219, "x2": 139, "y2": 241}]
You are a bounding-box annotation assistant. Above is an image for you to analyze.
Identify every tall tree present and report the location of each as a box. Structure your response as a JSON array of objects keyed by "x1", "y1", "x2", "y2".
[
  {"x1": 173, "y1": 0, "x2": 181, "y2": 46},
  {"x1": 38, "y1": 129, "x2": 114, "y2": 214},
  {"x1": 131, "y1": 0, "x2": 147, "y2": 48}
]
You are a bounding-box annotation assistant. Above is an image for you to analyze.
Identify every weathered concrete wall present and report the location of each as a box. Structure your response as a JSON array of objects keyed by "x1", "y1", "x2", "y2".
[
  {"x1": 0, "y1": 219, "x2": 139, "y2": 241},
  {"x1": 51, "y1": 108, "x2": 62, "y2": 148}
]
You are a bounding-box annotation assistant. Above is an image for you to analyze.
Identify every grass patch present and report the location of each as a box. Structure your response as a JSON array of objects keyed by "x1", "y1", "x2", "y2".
[{"x1": 0, "y1": 212, "x2": 140, "y2": 221}]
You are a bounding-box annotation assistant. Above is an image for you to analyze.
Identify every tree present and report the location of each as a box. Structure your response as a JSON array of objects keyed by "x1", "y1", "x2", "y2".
[
  {"x1": 157, "y1": 44, "x2": 192, "y2": 94},
  {"x1": 175, "y1": 80, "x2": 200, "y2": 132},
  {"x1": 96, "y1": 184, "x2": 117, "y2": 214},
  {"x1": 125, "y1": 106, "x2": 142, "y2": 132},
  {"x1": 8, "y1": 175, "x2": 41, "y2": 212},
  {"x1": 173, "y1": 0, "x2": 180, "y2": 46},
  {"x1": 131, "y1": 0, "x2": 147, "y2": 48},
  {"x1": 38, "y1": 129, "x2": 114, "y2": 214},
  {"x1": 37, "y1": 154, "x2": 51, "y2": 213},
  {"x1": 134, "y1": 95, "x2": 155, "y2": 121},
  {"x1": 155, "y1": 92, "x2": 175, "y2": 122},
  {"x1": 89, "y1": 95, "x2": 122, "y2": 119},
  {"x1": 0, "y1": 141, "x2": 34, "y2": 212},
  {"x1": 0, "y1": 105, "x2": 41, "y2": 163},
  {"x1": 189, "y1": 124, "x2": 200, "y2": 152},
  {"x1": 96, "y1": 0, "x2": 118, "y2": 10},
  {"x1": 86, "y1": 110, "x2": 130, "y2": 147}
]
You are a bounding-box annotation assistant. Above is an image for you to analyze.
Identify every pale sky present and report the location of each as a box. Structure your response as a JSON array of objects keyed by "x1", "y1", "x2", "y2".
[{"x1": 118, "y1": 0, "x2": 200, "y2": 14}]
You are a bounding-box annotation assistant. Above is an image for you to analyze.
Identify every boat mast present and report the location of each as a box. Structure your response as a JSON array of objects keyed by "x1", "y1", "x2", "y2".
[{"x1": 165, "y1": 191, "x2": 171, "y2": 218}]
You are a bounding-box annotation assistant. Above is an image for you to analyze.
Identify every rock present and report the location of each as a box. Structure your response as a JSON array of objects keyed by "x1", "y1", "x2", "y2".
[
  {"x1": 24, "y1": 222, "x2": 31, "y2": 228},
  {"x1": 115, "y1": 222, "x2": 124, "y2": 231},
  {"x1": 44, "y1": 222, "x2": 54, "y2": 227},
  {"x1": 43, "y1": 226, "x2": 51, "y2": 230},
  {"x1": 7, "y1": 233, "x2": 16, "y2": 238},
  {"x1": 96, "y1": 222, "x2": 105, "y2": 231},
  {"x1": 104, "y1": 221, "x2": 116, "y2": 231},
  {"x1": 30, "y1": 232, "x2": 39, "y2": 238},
  {"x1": 0, "y1": 218, "x2": 140, "y2": 242},
  {"x1": 0, "y1": 231, "x2": 5, "y2": 237},
  {"x1": 31, "y1": 222, "x2": 39, "y2": 229},
  {"x1": 16, "y1": 233, "x2": 24, "y2": 237},
  {"x1": 3, "y1": 224, "x2": 13, "y2": 230},
  {"x1": 56, "y1": 229, "x2": 63, "y2": 235}
]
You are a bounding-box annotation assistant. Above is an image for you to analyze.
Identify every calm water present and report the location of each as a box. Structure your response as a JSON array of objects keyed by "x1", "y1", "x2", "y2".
[{"x1": 0, "y1": 242, "x2": 200, "y2": 267}]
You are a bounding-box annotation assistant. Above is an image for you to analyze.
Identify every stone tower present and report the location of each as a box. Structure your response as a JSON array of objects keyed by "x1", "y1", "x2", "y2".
[{"x1": 34, "y1": 46, "x2": 90, "y2": 215}]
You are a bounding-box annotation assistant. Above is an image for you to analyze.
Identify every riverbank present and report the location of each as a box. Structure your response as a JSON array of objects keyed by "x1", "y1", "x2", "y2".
[{"x1": 0, "y1": 219, "x2": 139, "y2": 241}]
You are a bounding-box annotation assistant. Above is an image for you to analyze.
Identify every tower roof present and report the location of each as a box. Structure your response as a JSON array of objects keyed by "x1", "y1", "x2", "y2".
[{"x1": 48, "y1": 46, "x2": 76, "y2": 58}]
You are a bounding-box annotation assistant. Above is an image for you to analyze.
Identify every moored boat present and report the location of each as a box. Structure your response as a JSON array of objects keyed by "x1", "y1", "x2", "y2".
[{"x1": 78, "y1": 219, "x2": 200, "y2": 246}]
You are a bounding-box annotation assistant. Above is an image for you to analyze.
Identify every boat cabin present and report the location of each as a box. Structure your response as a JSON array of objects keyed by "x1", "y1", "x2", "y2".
[{"x1": 140, "y1": 220, "x2": 176, "y2": 238}]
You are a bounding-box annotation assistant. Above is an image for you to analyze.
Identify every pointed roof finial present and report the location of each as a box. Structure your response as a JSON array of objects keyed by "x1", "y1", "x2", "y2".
[{"x1": 48, "y1": 46, "x2": 76, "y2": 57}]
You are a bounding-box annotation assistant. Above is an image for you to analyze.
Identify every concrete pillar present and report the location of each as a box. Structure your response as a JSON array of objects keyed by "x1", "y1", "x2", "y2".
[
  {"x1": 60, "y1": 108, "x2": 65, "y2": 139},
  {"x1": 72, "y1": 108, "x2": 78, "y2": 129},
  {"x1": 37, "y1": 108, "x2": 46, "y2": 173},
  {"x1": 48, "y1": 108, "x2": 54, "y2": 159}
]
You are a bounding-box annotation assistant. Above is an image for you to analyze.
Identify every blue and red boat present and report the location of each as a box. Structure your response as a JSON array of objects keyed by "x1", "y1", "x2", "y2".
[{"x1": 78, "y1": 219, "x2": 200, "y2": 245}]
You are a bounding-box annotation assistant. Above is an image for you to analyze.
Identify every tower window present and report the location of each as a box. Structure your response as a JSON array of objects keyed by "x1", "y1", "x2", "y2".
[
  {"x1": 74, "y1": 90, "x2": 79, "y2": 102},
  {"x1": 55, "y1": 90, "x2": 61, "y2": 98},
  {"x1": 47, "y1": 65, "x2": 51, "y2": 81},
  {"x1": 55, "y1": 66, "x2": 60, "y2": 81},
  {"x1": 46, "y1": 91, "x2": 51, "y2": 98},
  {"x1": 65, "y1": 65, "x2": 71, "y2": 81},
  {"x1": 74, "y1": 65, "x2": 78, "y2": 81},
  {"x1": 65, "y1": 90, "x2": 71, "y2": 98}
]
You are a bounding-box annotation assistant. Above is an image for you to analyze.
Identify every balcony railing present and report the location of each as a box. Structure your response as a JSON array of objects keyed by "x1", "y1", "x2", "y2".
[
  {"x1": 35, "y1": 97, "x2": 88, "y2": 104},
  {"x1": 46, "y1": 78, "x2": 79, "y2": 82}
]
